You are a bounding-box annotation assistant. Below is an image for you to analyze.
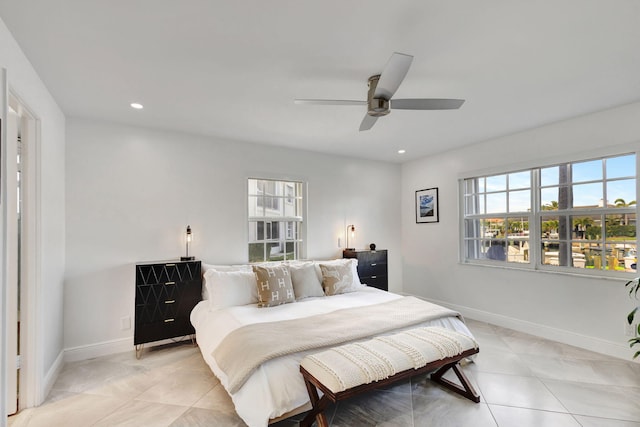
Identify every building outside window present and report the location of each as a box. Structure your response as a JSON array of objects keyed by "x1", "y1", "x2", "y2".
[
  {"x1": 461, "y1": 153, "x2": 637, "y2": 275},
  {"x1": 248, "y1": 178, "x2": 304, "y2": 262}
]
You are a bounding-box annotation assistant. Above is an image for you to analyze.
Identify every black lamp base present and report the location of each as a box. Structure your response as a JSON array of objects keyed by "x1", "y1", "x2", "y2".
[{"x1": 180, "y1": 256, "x2": 195, "y2": 261}]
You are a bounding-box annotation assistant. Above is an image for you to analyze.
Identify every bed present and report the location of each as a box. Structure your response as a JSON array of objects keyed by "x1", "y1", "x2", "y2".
[{"x1": 190, "y1": 259, "x2": 474, "y2": 427}]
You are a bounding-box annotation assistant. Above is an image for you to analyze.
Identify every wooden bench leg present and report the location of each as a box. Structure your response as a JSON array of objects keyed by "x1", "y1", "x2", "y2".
[
  {"x1": 300, "y1": 378, "x2": 330, "y2": 427},
  {"x1": 430, "y1": 361, "x2": 480, "y2": 403}
]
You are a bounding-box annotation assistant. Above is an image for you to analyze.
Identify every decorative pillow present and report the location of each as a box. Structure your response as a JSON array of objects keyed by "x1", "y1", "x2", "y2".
[
  {"x1": 319, "y1": 262, "x2": 357, "y2": 296},
  {"x1": 203, "y1": 269, "x2": 259, "y2": 310},
  {"x1": 201, "y1": 264, "x2": 252, "y2": 300},
  {"x1": 253, "y1": 265, "x2": 296, "y2": 307},
  {"x1": 289, "y1": 262, "x2": 324, "y2": 300},
  {"x1": 315, "y1": 258, "x2": 362, "y2": 289}
]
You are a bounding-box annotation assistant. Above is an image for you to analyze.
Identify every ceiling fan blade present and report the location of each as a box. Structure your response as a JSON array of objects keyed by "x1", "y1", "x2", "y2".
[
  {"x1": 294, "y1": 99, "x2": 366, "y2": 106},
  {"x1": 359, "y1": 114, "x2": 378, "y2": 131},
  {"x1": 373, "y1": 52, "x2": 414, "y2": 100},
  {"x1": 391, "y1": 98, "x2": 465, "y2": 110}
]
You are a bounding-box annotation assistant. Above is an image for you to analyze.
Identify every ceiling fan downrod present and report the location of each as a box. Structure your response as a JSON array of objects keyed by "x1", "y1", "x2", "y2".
[{"x1": 367, "y1": 75, "x2": 390, "y2": 117}]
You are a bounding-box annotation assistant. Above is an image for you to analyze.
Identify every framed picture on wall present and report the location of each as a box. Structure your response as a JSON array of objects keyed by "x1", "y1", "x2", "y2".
[{"x1": 415, "y1": 187, "x2": 439, "y2": 223}]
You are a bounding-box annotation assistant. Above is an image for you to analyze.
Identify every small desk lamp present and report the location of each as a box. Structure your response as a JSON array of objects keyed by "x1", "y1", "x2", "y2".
[
  {"x1": 346, "y1": 224, "x2": 356, "y2": 250},
  {"x1": 181, "y1": 225, "x2": 195, "y2": 261}
]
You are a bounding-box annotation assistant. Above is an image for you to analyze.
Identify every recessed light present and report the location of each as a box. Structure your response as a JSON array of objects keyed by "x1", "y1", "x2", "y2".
[
  {"x1": 130, "y1": 103, "x2": 144, "y2": 109},
  {"x1": 398, "y1": 149, "x2": 406, "y2": 154}
]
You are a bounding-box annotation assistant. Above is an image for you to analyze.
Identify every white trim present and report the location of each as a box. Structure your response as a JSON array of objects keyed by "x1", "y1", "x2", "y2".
[
  {"x1": 40, "y1": 350, "x2": 63, "y2": 404},
  {"x1": 457, "y1": 141, "x2": 640, "y2": 180},
  {"x1": 404, "y1": 294, "x2": 638, "y2": 362},
  {"x1": 63, "y1": 336, "x2": 194, "y2": 363}
]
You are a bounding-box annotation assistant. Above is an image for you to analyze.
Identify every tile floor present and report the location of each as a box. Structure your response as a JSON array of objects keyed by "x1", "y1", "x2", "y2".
[{"x1": 7, "y1": 319, "x2": 640, "y2": 427}]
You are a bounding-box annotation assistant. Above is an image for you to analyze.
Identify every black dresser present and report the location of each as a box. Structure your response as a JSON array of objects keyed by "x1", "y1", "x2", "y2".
[
  {"x1": 343, "y1": 249, "x2": 388, "y2": 291},
  {"x1": 134, "y1": 260, "x2": 202, "y2": 352}
]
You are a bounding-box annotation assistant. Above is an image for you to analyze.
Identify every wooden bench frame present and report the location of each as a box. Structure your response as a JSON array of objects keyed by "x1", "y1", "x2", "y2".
[{"x1": 299, "y1": 347, "x2": 480, "y2": 427}]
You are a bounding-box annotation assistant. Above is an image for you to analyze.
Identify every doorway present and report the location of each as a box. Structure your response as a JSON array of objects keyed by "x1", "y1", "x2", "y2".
[{"x1": 6, "y1": 91, "x2": 38, "y2": 417}]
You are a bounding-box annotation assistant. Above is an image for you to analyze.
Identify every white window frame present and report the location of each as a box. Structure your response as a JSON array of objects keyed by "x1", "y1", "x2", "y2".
[
  {"x1": 248, "y1": 177, "x2": 306, "y2": 262},
  {"x1": 460, "y1": 151, "x2": 638, "y2": 278}
]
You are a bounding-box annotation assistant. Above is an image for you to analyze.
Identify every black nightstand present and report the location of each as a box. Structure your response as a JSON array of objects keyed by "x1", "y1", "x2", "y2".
[
  {"x1": 134, "y1": 260, "x2": 202, "y2": 357},
  {"x1": 343, "y1": 250, "x2": 388, "y2": 291}
]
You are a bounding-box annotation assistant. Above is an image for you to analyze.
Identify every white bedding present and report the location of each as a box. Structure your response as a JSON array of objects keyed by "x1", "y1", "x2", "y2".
[{"x1": 190, "y1": 287, "x2": 473, "y2": 427}]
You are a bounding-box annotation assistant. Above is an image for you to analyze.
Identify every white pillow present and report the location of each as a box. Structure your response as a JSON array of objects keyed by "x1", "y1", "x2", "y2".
[
  {"x1": 201, "y1": 264, "x2": 252, "y2": 300},
  {"x1": 289, "y1": 262, "x2": 325, "y2": 300},
  {"x1": 203, "y1": 269, "x2": 258, "y2": 310}
]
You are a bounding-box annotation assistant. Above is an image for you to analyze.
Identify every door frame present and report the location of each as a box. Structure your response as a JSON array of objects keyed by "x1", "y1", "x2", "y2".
[
  {"x1": 8, "y1": 89, "x2": 41, "y2": 411},
  {"x1": 3, "y1": 72, "x2": 42, "y2": 417}
]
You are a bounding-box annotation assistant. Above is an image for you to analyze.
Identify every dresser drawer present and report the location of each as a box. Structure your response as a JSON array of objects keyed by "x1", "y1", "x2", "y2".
[
  {"x1": 134, "y1": 317, "x2": 194, "y2": 346},
  {"x1": 361, "y1": 275, "x2": 388, "y2": 291},
  {"x1": 357, "y1": 260, "x2": 387, "y2": 278}
]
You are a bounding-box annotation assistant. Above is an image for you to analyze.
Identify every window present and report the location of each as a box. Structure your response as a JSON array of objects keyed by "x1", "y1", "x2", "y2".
[
  {"x1": 462, "y1": 153, "x2": 637, "y2": 275},
  {"x1": 248, "y1": 178, "x2": 304, "y2": 262}
]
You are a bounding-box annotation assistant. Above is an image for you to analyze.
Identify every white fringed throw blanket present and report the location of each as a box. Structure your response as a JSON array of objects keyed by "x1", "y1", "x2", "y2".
[
  {"x1": 213, "y1": 296, "x2": 460, "y2": 393},
  {"x1": 300, "y1": 326, "x2": 478, "y2": 393}
]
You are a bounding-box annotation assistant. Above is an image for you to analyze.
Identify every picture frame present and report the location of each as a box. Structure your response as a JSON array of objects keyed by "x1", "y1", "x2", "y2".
[{"x1": 415, "y1": 187, "x2": 439, "y2": 223}]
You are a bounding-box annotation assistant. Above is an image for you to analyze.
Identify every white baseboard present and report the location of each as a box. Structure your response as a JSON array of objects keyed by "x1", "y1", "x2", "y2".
[
  {"x1": 64, "y1": 337, "x2": 133, "y2": 363},
  {"x1": 405, "y1": 294, "x2": 637, "y2": 362},
  {"x1": 63, "y1": 336, "x2": 194, "y2": 363},
  {"x1": 41, "y1": 350, "x2": 64, "y2": 404}
]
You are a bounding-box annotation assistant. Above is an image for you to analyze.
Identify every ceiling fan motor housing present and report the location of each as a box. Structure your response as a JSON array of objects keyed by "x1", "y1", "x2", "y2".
[{"x1": 367, "y1": 75, "x2": 390, "y2": 117}]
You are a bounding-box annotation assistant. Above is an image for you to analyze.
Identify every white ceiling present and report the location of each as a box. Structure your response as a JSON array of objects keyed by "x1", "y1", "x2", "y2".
[{"x1": 1, "y1": 1, "x2": 639, "y2": 163}]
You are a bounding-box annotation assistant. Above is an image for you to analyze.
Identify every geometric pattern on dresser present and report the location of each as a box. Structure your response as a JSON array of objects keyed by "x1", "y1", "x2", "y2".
[{"x1": 134, "y1": 260, "x2": 201, "y2": 346}]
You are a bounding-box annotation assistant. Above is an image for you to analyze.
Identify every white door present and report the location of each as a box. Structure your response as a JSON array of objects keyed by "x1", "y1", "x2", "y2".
[{"x1": 5, "y1": 76, "x2": 20, "y2": 416}]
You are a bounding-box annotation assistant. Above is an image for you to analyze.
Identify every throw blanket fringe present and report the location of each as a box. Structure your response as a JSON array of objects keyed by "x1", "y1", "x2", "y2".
[{"x1": 213, "y1": 296, "x2": 460, "y2": 393}]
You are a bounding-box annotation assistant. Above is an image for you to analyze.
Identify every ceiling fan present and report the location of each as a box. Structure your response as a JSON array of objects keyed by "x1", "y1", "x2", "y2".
[{"x1": 295, "y1": 52, "x2": 465, "y2": 131}]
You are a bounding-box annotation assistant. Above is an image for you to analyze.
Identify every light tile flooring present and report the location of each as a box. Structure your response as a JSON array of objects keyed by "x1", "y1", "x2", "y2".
[{"x1": 7, "y1": 319, "x2": 640, "y2": 427}]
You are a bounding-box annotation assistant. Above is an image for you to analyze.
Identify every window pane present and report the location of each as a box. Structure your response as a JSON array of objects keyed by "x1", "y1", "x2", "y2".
[
  {"x1": 464, "y1": 178, "x2": 480, "y2": 195},
  {"x1": 576, "y1": 242, "x2": 605, "y2": 270},
  {"x1": 606, "y1": 213, "x2": 636, "y2": 237},
  {"x1": 606, "y1": 154, "x2": 635, "y2": 179},
  {"x1": 477, "y1": 177, "x2": 485, "y2": 193},
  {"x1": 506, "y1": 218, "x2": 529, "y2": 236},
  {"x1": 508, "y1": 171, "x2": 530, "y2": 189},
  {"x1": 486, "y1": 193, "x2": 506, "y2": 214},
  {"x1": 482, "y1": 218, "x2": 504, "y2": 238},
  {"x1": 571, "y1": 215, "x2": 601, "y2": 241},
  {"x1": 541, "y1": 188, "x2": 559, "y2": 210},
  {"x1": 248, "y1": 195, "x2": 263, "y2": 216},
  {"x1": 465, "y1": 195, "x2": 484, "y2": 215},
  {"x1": 464, "y1": 239, "x2": 483, "y2": 260},
  {"x1": 573, "y1": 182, "x2": 602, "y2": 208},
  {"x1": 573, "y1": 159, "x2": 602, "y2": 182},
  {"x1": 464, "y1": 219, "x2": 482, "y2": 239},
  {"x1": 249, "y1": 243, "x2": 264, "y2": 262},
  {"x1": 541, "y1": 215, "x2": 561, "y2": 239},
  {"x1": 608, "y1": 179, "x2": 636, "y2": 208},
  {"x1": 507, "y1": 240, "x2": 529, "y2": 263},
  {"x1": 267, "y1": 243, "x2": 285, "y2": 261},
  {"x1": 485, "y1": 240, "x2": 506, "y2": 261},
  {"x1": 509, "y1": 190, "x2": 530, "y2": 212},
  {"x1": 486, "y1": 175, "x2": 506, "y2": 192},
  {"x1": 541, "y1": 166, "x2": 559, "y2": 187}
]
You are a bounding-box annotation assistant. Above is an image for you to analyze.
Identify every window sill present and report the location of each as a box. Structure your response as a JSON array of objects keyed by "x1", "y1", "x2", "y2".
[{"x1": 459, "y1": 260, "x2": 634, "y2": 283}]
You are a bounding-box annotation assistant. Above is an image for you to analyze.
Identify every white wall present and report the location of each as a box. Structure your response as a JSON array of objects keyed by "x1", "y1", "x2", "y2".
[
  {"x1": 0, "y1": 16, "x2": 66, "y2": 410},
  {"x1": 402, "y1": 101, "x2": 640, "y2": 360},
  {"x1": 64, "y1": 118, "x2": 401, "y2": 356}
]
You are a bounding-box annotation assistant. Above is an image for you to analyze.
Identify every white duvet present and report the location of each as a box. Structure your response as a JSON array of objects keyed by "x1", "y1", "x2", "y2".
[{"x1": 190, "y1": 287, "x2": 473, "y2": 427}]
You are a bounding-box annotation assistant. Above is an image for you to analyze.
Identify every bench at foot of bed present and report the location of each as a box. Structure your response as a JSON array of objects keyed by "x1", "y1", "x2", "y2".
[{"x1": 299, "y1": 326, "x2": 480, "y2": 427}]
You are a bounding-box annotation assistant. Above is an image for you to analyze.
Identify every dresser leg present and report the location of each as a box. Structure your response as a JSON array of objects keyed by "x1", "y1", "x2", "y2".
[{"x1": 135, "y1": 344, "x2": 144, "y2": 359}]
